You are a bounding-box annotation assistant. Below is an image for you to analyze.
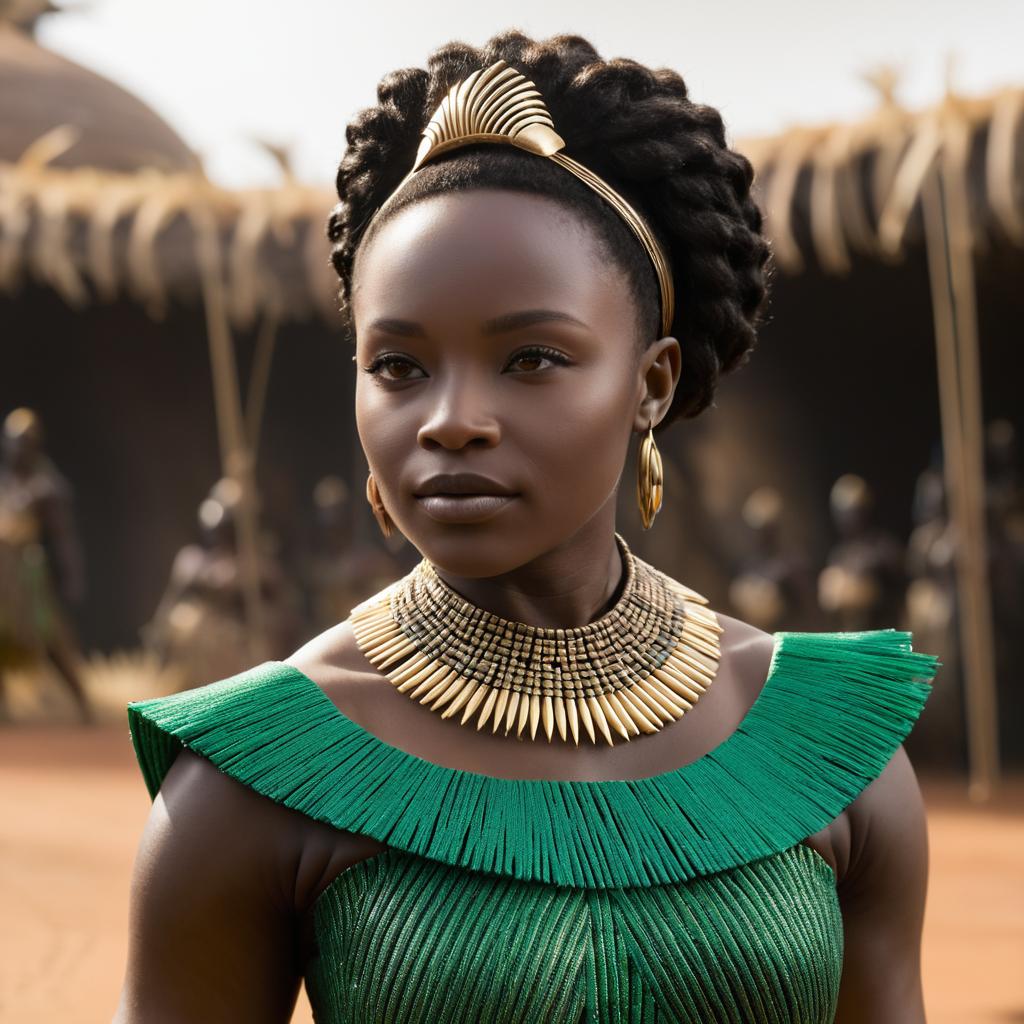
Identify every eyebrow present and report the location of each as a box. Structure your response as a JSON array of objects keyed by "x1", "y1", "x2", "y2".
[{"x1": 367, "y1": 309, "x2": 589, "y2": 337}]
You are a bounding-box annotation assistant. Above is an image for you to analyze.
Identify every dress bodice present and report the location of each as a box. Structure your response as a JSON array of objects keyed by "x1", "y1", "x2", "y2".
[{"x1": 126, "y1": 628, "x2": 939, "y2": 1023}]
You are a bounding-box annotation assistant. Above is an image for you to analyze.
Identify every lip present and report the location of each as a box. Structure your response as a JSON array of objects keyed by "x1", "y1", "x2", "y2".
[
  {"x1": 413, "y1": 473, "x2": 517, "y2": 497},
  {"x1": 415, "y1": 494, "x2": 518, "y2": 524}
]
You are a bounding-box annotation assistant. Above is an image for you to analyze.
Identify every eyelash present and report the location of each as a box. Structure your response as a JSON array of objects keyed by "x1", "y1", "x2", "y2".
[{"x1": 361, "y1": 345, "x2": 572, "y2": 382}]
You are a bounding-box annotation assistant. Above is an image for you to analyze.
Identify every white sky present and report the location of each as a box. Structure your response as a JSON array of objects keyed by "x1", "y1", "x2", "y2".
[{"x1": 38, "y1": 0, "x2": 1024, "y2": 189}]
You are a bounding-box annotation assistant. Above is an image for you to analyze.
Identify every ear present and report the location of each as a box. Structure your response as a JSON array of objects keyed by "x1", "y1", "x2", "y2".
[{"x1": 633, "y1": 336, "x2": 681, "y2": 432}]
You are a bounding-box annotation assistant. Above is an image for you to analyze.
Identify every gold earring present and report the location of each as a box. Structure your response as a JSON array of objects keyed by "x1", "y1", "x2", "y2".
[
  {"x1": 366, "y1": 473, "x2": 395, "y2": 539},
  {"x1": 637, "y1": 418, "x2": 663, "y2": 530}
]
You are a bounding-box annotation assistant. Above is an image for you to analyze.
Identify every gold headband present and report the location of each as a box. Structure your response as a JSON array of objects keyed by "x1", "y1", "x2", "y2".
[{"x1": 368, "y1": 59, "x2": 675, "y2": 338}]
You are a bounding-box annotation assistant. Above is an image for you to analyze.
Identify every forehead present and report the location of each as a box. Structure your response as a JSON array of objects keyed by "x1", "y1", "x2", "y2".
[{"x1": 351, "y1": 190, "x2": 632, "y2": 329}]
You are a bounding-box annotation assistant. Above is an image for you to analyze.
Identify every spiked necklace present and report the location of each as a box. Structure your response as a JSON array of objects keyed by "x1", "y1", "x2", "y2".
[{"x1": 348, "y1": 533, "x2": 722, "y2": 747}]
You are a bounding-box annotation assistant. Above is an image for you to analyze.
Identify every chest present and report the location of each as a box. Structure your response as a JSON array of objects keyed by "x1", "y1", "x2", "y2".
[{"x1": 302, "y1": 843, "x2": 843, "y2": 1024}]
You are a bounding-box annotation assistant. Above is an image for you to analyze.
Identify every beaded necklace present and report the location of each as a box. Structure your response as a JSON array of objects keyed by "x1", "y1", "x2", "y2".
[{"x1": 349, "y1": 534, "x2": 722, "y2": 747}]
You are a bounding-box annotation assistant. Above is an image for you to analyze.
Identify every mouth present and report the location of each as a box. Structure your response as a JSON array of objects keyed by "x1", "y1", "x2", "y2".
[{"x1": 414, "y1": 493, "x2": 519, "y2": 524}]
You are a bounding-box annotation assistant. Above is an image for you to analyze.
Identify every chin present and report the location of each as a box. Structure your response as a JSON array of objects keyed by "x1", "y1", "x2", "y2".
[{"x1": 408, "y1": 530, "x2": 524, "y2": 579}]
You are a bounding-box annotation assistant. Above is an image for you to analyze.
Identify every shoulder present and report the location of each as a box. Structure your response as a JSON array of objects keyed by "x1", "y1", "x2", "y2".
[
  {"x1": 284, "y1": 617, "x2": 381, "y2": 717},
  {"x1": 117, "y1": 747, "x2": 309, "y2": 1021},
  {"x1": 841, "y1": 742, "x2": 928, "y2": 892},
  {"x1": 715, "y1": 611, "x2": 776, "y2": 681}
]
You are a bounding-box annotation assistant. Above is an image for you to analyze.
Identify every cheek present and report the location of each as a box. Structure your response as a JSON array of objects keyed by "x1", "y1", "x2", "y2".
[
  {"x1": 355, "y1": 379, "x2": 413, "y2": 478},
  {"x1": 512, "y1": 370, "x2": 636, "y2": 495}
]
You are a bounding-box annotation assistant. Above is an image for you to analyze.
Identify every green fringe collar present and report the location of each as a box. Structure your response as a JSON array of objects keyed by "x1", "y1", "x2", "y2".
[{"x1": 127, "y1": 628, "x2": 939, "y2": 890}]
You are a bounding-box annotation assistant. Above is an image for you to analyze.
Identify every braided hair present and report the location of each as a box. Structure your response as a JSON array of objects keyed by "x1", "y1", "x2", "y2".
[{"x1": 327, "y1": 30, "x2": 773, "y2": 426}]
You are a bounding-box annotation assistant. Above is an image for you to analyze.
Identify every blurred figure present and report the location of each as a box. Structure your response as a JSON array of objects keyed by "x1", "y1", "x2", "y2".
[
  {"x1": 906, "y1": 462, "x2": 964, "y2": 765},
  {"x1": 818, "y1": 473, "x2": 907, "y2": 630},
  {"x1": 304, "y1": 474, "x2": 406, "y2": 630},
  {"x1": 984, "y1": 419, "x2": 1024, "y2": 765},
  {"x1": 141, "y1": 478, "x2": 303, "y2": 691},
  {"x1": 0, "y1": 407, "x2": 92, "y2": 722},
  {"x1": 728, "y1": 486, "x2": 818, "y2": 631}
]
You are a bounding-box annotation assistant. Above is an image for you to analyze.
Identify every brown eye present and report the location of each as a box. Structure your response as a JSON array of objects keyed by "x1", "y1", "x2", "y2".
[
  {"x1": 363, "y1": 354, "x2": 426, "y2": 381},
  {"x1": 505, "y1": 346, "x2": 571, "y2": 374},
  {"x1": 512, "y1": 354, "x2": 544, "y2": 372}
]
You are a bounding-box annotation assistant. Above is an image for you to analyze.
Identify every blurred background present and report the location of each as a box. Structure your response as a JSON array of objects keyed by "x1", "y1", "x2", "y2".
[{"x1": 0, "y1": 0, "x2": 1021, "y2": 1021}]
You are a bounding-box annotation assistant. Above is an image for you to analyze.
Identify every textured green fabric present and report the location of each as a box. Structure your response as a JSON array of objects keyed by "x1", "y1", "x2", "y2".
[
  {"x1": 126, "y1": 628, "x2": 940, "y2": 1023},
  {"x1": 305, "y1": 843, "x2": 842, "y2": 1024}
]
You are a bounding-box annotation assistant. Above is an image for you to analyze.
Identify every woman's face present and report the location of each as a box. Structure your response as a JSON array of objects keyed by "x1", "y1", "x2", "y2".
[{"x1": 352, "y1": 188, "x2": 679, "y2": 578}]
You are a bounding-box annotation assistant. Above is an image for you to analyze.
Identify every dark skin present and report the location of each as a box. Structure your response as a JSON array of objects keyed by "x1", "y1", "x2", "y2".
[{"x1": 115, "y1": 190, "x2": 929, "y2": 1023}]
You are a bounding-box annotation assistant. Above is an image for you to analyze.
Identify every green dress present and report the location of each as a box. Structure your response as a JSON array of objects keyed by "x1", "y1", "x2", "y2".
[{"x1": 127, "y1": 628, "x2": 940, "y2": 1023}]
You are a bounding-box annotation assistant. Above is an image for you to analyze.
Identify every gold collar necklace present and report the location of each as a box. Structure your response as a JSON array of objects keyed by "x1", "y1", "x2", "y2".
[{"x1": 349, "y1": 534, "x2": 722, "y2": 747}]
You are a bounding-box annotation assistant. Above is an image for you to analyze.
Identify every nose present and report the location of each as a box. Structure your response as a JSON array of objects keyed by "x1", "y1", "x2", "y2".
[{"x1": 416, "y1": 373, "x2": 501, "y2": 451}]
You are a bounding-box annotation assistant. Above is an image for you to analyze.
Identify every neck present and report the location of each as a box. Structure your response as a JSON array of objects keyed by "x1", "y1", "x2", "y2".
[{"x1": 431, "y1": 513, "x2": 626, "y2": 629}]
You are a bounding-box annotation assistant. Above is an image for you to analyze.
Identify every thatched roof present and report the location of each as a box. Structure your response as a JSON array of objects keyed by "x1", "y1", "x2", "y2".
[
  {"x1": 2, "y1": 24, "x2": 1021, "y2": 325},
  {"x1": 744, "y1": 77, "x2": 1024, "y2": 274}
]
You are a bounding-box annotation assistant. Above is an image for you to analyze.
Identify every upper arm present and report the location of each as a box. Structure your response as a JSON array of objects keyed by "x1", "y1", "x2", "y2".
[
  {"x1": 834, "y1": 743, "x2": 929, "y2": 1023},
  {"x1": 114, "y1": 749, "x2": 303, "y2": 1024}
]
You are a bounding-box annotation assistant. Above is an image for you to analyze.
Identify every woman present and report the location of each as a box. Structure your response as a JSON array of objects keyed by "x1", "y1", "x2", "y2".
[{"x1": 117, "y1": 31, "x2": 940, "y2": 1023}]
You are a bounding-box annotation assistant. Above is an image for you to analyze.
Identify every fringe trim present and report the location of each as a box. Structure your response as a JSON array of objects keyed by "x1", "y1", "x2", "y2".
[{"x1": 126, "y1": 628, "x2": 940, "y2": 890}]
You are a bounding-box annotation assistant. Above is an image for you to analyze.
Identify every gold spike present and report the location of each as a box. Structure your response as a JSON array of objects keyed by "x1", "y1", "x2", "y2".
[
  {"x1": 473, "y1": 686, "x2": 499, "y2": 730},
  {"x1": 648, "y1": 675, "x2": 692, "y2": 714},
  {"x1": 442, "y1": 680, "x2": 482, "y2": 718},
  {"x1": 529, "y1": 693, "x2": 542, "y2": 741},
  {"x1": 394, "y1": 656, "x2": 443, "y2": 691},
  {"x1": 576, "y1": 696, "x2": 596, "y2": 745},
  {"x1": 605, "y1": 690, "x2": 646, "y2": 737},
  {"x1": 586, "y1": 695, "x2": 614, "y2": 746},
  {"x1": 355, "y1": 619, "x2": 403, "y2": 643},
  {"x1": 663, "y1": 580, "x2": 709, "y2": 604},
  {"x1": 350, "y1": 608, "x2": 392, "y2": 632},
  {"x1": 517, "y1": 693, "x2": 531, "y2": 737},
  {"x1": 542, "y1": 695, "x2": 555, "y2": 742},
  {"x1": 678, "y1": 617, "x2": 720, "y2": 643},
  {"x1": 566, "y1": 697, "x2": 580, "y2": 745},
  {"x1": 422, "y1": 671, "x2": 464, "y2": 706},
  {"x1": 461, "y1": 682, "x2": 492, "y2": 725},
  {"x1": 553, "y1": 695, "x2": 567, "y2": 743},
  {"x1": 663, "y1": 655, "x2": 712, "y2": 690},
  {"x1": 373, "y1": 640, "x2": 418, "y2": 669},
  {"x1": 655, "y1": 666, "x2": 703, "y2": 702},
  {"x1": 493, "y1": 688, "x2": 511, "y2": 734},
  {"x1": 598, "y1": 692, "x2": 634, "y2": 740},
  {"x1": 683, "y1": 604, "x2": 724, "y2": 631},
  {"x1": 504, "y1": 690, "x2": 521, "y2": 735},
  {"x1": 630, "y1": 682, "x2": 674, "y2": 724},
  {"x1": 667, "y1": 648, "x2": 716, "y2": 680},
  {"x1": 678, "y1": 627, "x2": 722, "y2": 659},
  {"x1": 409, "y1": 665, "x2": 455, "y2": 701},
  {"x1": 615, "y1": 688, "x2": 661, "y2": 733},
  {"x1": 652, "y1": 671, "x2": 695, "y2": 709},
  {"x1": 429, "y1": 677, "x2": 467, "y2": 711}
]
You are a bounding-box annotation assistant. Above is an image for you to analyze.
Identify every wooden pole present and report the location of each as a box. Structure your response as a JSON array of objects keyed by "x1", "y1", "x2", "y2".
[
  {"x1": 919, "y1": 143, "x2": 1000, "y2": 801},
  {"x1": 193, "y1": 206, "x2": 269, "y2": 664}
]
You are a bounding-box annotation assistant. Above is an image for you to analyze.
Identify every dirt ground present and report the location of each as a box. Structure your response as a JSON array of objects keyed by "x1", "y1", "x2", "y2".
[{"x1": 1, "y1": 679, "x2": 1021, "y2": 1023}]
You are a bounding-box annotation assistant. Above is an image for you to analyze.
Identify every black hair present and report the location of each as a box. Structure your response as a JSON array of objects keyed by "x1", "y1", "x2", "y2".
[{"x1": 327, "y1": 29, "x2": 773, "y2": 426}]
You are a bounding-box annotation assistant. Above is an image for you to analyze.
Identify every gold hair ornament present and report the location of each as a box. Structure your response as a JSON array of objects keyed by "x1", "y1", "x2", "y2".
[{"x1": 368, "y1": 59, "x2": 675, "y2": 338}]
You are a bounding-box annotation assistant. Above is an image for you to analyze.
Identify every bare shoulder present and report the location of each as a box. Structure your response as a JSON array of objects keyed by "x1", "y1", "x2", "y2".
[
  {"x1": 833, "y1": 743, "x2": 929, "y2": 1021},
  {"x1": 285, "y1": 618, "x2": 381, "y2": 722},
  {"x1": 116, "y1": 749, "x2": 304, "y2": 1022},
  {"x1": 287, "y1": 618, "x2": 369, "y2": 685},
  {"x1": 713, "y1": 611, "x2": 777, "y2": 699},
  {"x1": 841, "y1": 742, "x2": 928, "y2": 894}
]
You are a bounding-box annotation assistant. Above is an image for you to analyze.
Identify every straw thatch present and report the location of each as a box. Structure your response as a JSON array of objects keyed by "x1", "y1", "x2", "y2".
[
  {"x1": 744, "y1": 74, "x2": 1024, "y2": 274},
  {"x1": 1, "y1": 16, "x2": 1022, "y2": 325}
]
